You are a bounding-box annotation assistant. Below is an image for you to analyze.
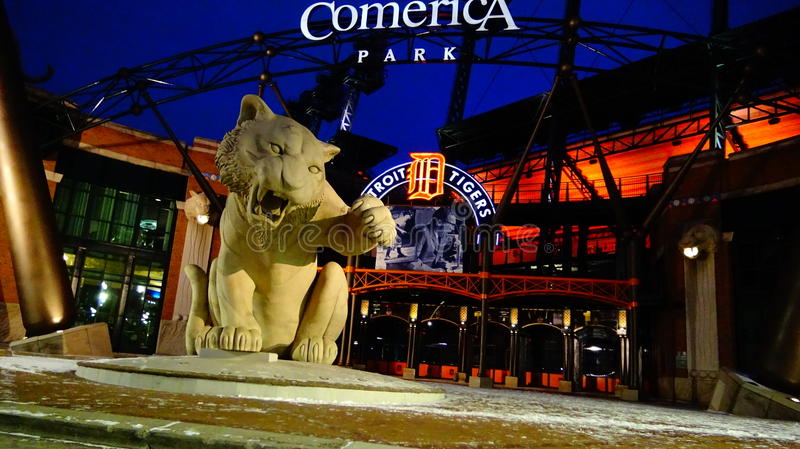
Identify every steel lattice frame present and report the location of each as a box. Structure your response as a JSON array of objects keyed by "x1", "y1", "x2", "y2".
[
  {"x1": 350, "y1": 268, "x2": 634, "y2": 307},
  {"x1": 34, "y1": 17, "x2": 705, "y2": 148}
]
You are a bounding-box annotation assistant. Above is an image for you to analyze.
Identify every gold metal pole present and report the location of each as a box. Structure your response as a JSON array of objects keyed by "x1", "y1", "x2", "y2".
[{"x1": 0, "y1": 2, "x2": 74, "y2": 335}]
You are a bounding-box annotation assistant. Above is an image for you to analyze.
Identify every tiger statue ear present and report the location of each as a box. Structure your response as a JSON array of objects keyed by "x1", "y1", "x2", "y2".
[
  {"x1": 323, "y1": 143, "x2": 340, "y2": 163},
  {"x1": 237, "y1": 94, "x2": 275, "y2": 127}
]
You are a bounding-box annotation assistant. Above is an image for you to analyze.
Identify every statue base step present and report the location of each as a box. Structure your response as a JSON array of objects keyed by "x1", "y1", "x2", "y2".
[{"x1": 76, "y1": 355, "x2": 445, "y2": 405}]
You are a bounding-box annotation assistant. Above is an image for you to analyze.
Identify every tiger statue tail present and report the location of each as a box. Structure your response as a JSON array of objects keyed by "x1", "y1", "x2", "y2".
[{"x1": 184, "y1": 259, "x2": 221, "y2": 355}]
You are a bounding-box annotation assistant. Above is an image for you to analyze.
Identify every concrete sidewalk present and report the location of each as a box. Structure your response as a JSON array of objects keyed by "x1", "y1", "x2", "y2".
[{"x1": 0, "y1": 402, "x2": 406, "y2": 449}]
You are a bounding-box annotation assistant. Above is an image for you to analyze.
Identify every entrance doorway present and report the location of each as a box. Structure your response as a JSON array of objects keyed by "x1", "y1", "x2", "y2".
[
  {"x1": 519, "y1": 324, "x2": 565, "y2": 388},
  {"x1": 576, "y1": 325, "x2": 620, "y2": 393}
]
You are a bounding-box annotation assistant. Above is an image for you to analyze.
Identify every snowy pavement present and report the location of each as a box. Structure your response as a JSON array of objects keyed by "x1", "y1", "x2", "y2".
[{"x1": 1, "y1": 355, "x2": 799, "y2": 448}]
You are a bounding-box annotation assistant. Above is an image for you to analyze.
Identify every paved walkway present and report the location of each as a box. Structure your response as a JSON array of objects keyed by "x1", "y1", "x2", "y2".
[{"x1": 1, "y1": 355, "x2": 799, "y2": 448}]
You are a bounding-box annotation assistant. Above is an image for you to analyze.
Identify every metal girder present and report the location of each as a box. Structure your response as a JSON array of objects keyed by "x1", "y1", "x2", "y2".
[
  {"x1": 446, "y1": 32, "x2": 476, "y2": 125},
  {"x1": 33, "y1": 17, "x2": 706, "y2": 149}
]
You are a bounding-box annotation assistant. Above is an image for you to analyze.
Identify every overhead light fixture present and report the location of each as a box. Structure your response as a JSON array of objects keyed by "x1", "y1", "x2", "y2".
[
  {"x1": 768, "y1": 117, "x2": 781, "y2": 125},
  {"x1": 672, "y1": 139, "x2": 682, "y2": 147},
  {"x1": 196, "y1": 214, "x2": 210, "y2": 225},
  {"x1": 585, "y1": 345, "x2": 602, "y2": 352},
  {"x1": 683, "y1": 246, "x2": 700, "y2": 259},
  {"x1": 789, "y1": 397, "x2": 800, "y2": 403}
]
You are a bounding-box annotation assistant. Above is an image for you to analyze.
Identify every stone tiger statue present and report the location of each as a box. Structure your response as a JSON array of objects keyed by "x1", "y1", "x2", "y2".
[{"x1": 184, "y1": 95, "x2": 396, "y2": 364}]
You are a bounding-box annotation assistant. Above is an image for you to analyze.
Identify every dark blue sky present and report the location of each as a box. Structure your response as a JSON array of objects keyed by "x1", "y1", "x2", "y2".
[{"x1": 7, "y1": 1, "x2": 799, "y2": 174}]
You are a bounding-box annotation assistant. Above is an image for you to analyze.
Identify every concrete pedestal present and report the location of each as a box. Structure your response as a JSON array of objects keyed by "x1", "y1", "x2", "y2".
[
  {"x1": 402, "y1": 368, "x2": 416, "y2": 380},
  {"x1": 76, "y1": 354, "x2": 444, "y2": 405},
  {"x1": 558, "y1": 380, "x2": 573, "y2": 393},
  {"x1": 504, "y1": 376, "x2": 518, "y2": 388},
  {"x1": 469, "y1": 376, "x2": 493, "y2": 389},
  {"x1": 9, "y1": 323, "x2": 112, "y2": 357},
  {"x1": 457, "y1": 372, "x2": 467, "y2": 383}
]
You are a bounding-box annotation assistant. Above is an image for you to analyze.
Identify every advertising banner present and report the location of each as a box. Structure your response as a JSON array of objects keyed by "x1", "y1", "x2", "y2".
[{"x1": 376, "y1": 206, "x2": 465, "y2": 272}]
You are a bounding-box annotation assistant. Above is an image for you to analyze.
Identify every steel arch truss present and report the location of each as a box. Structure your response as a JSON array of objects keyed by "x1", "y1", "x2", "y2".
[
  {"x1": 34, "y1": 17, "x2": 705, "y2": 148},
  {"x1": 350, "y1": 268, "x2": 634, "y2": 308},
  {"x1": 469, "y1": 88, "x2": 800, "y2": 186}
]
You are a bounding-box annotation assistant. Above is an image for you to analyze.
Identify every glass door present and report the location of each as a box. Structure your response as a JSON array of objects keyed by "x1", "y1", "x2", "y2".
[
  {"x1": 73, "y1": 252, "x2": 126, "y2": 334},
  {"x1": 117, "y1": 259, "x2": 165, "y2": 354}
]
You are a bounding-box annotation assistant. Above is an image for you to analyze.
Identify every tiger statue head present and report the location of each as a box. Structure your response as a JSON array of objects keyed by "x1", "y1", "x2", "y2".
[{"x1": 216, "y1": 95, "x2": 339, "y2": 229}]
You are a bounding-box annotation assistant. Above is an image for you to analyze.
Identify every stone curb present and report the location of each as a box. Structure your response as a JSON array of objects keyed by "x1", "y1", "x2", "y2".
[{"x1": 0, "y1": 402, "x2": 408, "y2": 449}]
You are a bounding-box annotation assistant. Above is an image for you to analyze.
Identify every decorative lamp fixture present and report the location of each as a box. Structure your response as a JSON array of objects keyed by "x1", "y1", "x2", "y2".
[
  {"x1": 510, "y1": 308, "x2": 519, "y2": 327},
  {"x1": 678, "y1": 224, "x2": 719, "y2": 260},
  {"x1": 184, "y1": 190, "x2": 211, "y2": 225},
  {"x1": 459, "y1": 306, "x2": 468, "y2": 325},
  {"x1": 360, "y1": 299, "x2": 369, "y2": 318},
  {"x1": 563, "y1": 309, "x2": 571, "y2": 328},
  {"x1": 683, "y1": 246, "x2": 700, "y2": 259},
  {"x1": 617, "y1": 309, "x2": 628, "y2": 336},
  {"x1": 409, "y1": 303, "x2": 419, "y2": 322}
]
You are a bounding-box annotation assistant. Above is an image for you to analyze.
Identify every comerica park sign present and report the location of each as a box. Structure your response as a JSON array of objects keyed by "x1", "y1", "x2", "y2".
[
  {"x1": 301, "y1": 0, "x2": 519, "y2": 41},
  {"x1": 361, "y1": 153, "x2": 496, "y2": 224}
]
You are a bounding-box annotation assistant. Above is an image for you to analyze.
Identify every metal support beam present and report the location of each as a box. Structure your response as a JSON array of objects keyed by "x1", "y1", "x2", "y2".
[
  {"x1": 0, "y1": 2, "x2": 74, "y2": 335},
  {"x1": 339, "y1": 86, "x2": 360, "y2": 132},
  {"x1": 268, "y1": 81, "x2": 293, "y2": 119},
  {"x1": 141, "y1": 89, "x2": 224, "y2": 219},
  {"x1": 569, "y1": 76, "x2": 628, "y2": 228},
  {"x1": 341, "y1": 255, "x2": 358, "y2": 366},
  {"x1": 642, "y1": 77, "x2": 746, "y2": 232},
  {"x1": 446, "y1": 32, "x2": 476, "y2": 125},
  {"x1": 711, "y1": 0, "x2": 729, "y2": 35},
  {"x1": 478, "y1": 237, "x2": 490, "y2": 377},
  {"x1": 494, "y1": 77, "x2": 559, "y2": 222},
  {"x1": 477, "y1": 0, "x2": 582, "y2": 377}
]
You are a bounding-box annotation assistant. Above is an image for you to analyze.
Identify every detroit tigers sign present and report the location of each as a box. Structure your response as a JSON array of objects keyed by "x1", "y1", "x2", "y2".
[{"x1": 361, "y1": 153, "x2": 496, "y2": 224}]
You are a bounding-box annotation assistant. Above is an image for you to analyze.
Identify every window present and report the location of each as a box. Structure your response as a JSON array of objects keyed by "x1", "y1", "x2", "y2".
[{"x1": 54, "y1": 179, "x2": 176, "y2": 252}]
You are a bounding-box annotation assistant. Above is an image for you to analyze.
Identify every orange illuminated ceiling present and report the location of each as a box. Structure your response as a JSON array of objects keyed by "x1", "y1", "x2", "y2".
[{"x1": 470, "y1": 92, "x2": 800, "y2": 204}]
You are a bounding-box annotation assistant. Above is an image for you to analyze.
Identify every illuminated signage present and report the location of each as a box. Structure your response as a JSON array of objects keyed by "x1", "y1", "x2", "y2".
[
  {"x1": 361, "y1": 156, "x2": 496, "y2": 224},
  {"x1": 407, "y1": 152, "x2": 445, "y2": 200},
  {"x1": 301, "y1": 0, "x2": 519, "y2": 41}
]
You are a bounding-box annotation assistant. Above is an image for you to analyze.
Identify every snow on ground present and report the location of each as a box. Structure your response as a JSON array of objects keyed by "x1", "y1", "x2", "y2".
[
  {"x1": 373, "y1": 383, "x2": 800, "y2": 443},
  {"x1": 0, "y1": 356, "x2": 77, "y2": 374},
  {"x1": 242, "y1": 381, "x2": 800, "y2": 444},
  {"x1": 2, "y1": 355, "x2": 799, "y2": 445}
]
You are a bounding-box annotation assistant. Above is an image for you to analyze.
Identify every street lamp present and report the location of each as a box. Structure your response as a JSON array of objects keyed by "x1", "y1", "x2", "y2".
[{"x1": 678, "y1": 224, "x2": 718, "y2": 260}]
